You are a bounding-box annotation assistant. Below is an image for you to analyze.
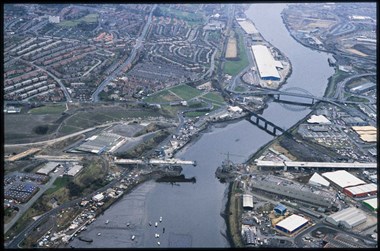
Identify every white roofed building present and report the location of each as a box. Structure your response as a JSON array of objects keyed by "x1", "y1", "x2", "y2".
[
  {"x1": 362, "y1": 198, "x2": 377, "y2": 211},
  {"x1": 275, "y1": 214, "x2": 309, "y2": 234},
  {"x1": 326, "y1": 207, "x2": 367, "y2": 229},
  {"x1": 309, "y1": 172, "x2": 330, "y2": 187},
  {"x1": 343, "y1": 183, "x2": 377, "y2": 198},
  {"x1": 242, "y1": 194, "x2": 254, "y2": 210},
  {"x1": 307, "y1": 115, "x2": 331, "y2": 124},
  {"x1": 251, "y1": 45, "x2": 281, "y2": 81},
  {"x1": 322, "y1": 170, "x2": 366, "y2": 190}
]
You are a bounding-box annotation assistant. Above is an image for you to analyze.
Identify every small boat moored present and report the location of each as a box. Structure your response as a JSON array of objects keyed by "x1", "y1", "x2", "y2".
[
  {"x1": 97, "y1": 233, "x2": 101, "y2": 236},
  {"x1": 155, "y1": 222, "x2": 158, "y2": 227},
  {"x1": 159, "y1": 216, "x2": 162, "y2": 222},
  {"x1": 105, "y1": 220, "x2": 109, "y2": 224},
  {"x1": 157, "y1": 241, "x2": 160, "y2": 246},
  {"x1": 131, "y1": 235, "x2": 135, "y2": 240}
]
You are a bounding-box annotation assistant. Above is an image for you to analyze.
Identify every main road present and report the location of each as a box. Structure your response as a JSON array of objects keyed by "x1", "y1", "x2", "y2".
[{"x1": 91, "y1": 4, "x2": 157, "y2": 102}]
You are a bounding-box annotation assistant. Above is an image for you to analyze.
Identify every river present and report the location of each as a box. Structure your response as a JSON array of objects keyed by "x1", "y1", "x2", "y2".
[{"x1": 69, "y1": 3, "x2": 334, "y2": 248}]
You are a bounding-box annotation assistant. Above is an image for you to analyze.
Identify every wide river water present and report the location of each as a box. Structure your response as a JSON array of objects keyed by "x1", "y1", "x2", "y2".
[{"x1": 69, "y1": 3, "x2": 334, "y2": 248}]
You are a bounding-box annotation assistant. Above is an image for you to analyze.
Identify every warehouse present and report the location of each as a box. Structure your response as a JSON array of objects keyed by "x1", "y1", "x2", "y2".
[
  {"x1": 66, "y1": 163, "x2": 84, "y2": 177},
  {"x1": 343, "y1": 183, "x2": 377, "y2": 198},
  {"x1": 36, "y1": 162, "x2": 60, "y2": 175},
  {"x1": 251, "y1": 45, "x2": 282, "y2": 80},
  {"x1": 308, "y1": 172, "x2": 330, "y2": 187},
  {"x1": 251, "y1": 180, "x2": 333, "y2": 208},
  {"x1": 326, "y1": 207, "x2": 366, "y2": 229},
  {"x1": 243, "y1": 194, "x2": 254, "y2": 210},
  {"x1": 362, "y1": 198, "x2": 377, "y2": 211},
  {"x1": 275, "y1": 214, "x2": 308, "y2": 234},
  {"x1": 322, "y1": 170, "x2": 366, "y2": 190},
  {"x1": 350, "y1": 82, "x2": 376, "y2": 94}
]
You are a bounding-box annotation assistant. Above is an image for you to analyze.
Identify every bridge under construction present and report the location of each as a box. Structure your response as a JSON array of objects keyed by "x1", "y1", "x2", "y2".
[
  {"x1": 114, "y1": 158, "x2": 197, "y2": 166},
  {"x1": 254, "y1": 160, "x2": 377, "y2": 170}
]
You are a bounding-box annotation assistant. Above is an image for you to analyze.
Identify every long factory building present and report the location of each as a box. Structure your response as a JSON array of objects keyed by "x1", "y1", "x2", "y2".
[
  {"x1": 251, "y1": 45, "x2": 282, "y2": 80},
  {"x1": 251, "y1": 180, "x2": 333, "y2": 208}
]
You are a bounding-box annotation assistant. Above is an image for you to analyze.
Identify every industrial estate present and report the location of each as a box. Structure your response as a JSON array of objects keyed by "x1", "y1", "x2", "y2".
[{"x1": 3, "y1": 2, "x2": 377, "y2": 249}]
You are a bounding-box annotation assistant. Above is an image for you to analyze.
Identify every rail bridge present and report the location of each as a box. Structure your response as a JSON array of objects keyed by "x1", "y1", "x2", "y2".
[{"x1": 246, "y1": 112, "x2": 286, "y2": 136}]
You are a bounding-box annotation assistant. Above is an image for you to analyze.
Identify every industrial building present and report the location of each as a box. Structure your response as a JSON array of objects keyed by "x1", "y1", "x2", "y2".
[
  {"x1": 243, "y1": 194, "x2": 254, "y2": 210},
  {"x1": 36, "y1": 162, "x2": 60, "y2": 175},
  {"x1": 92, "y1": 193, "x2": 104, "y2": 202},
  {"x1": 308, "y1": 172, "x2": 330, "y2": 187},
  {"x1": 362, "y1": 198, "x2": 377, "y2": 211},
  {"x1": 326, "y1": 207, "x2": 366, "y2": 229},
  {"x1": 273, "y1": 204, "x2": 287, "y2": 216},
  {"x1": 307, "y1": 115, "x2": 331, "y2": 124},
  {"x1": 251, "y1": 180, "x2": 333, "y2": 208},
  {"x1": 350, "y1": 82, "x2": 376, "y2": 94},
  {"x1": 275, "y1": 214, "x2": 308, "y2": 234},
  {"x1": 322, "y1": 170, "x2": 366, "y2": 190},
  {"x1": 66, "y1": 163, "x2": 84, "y2": 177},
  {"x1": 75, "y1": 132, "x2": 124, "y2": 154},
  {"x1": 351, "y1": 126, "x2": 377, "y2": 143},
  {"x1": 236, "y1": 19, "x2": 259, "y2": 35},
  {"x1": 343, "y1": 183, "x2": 377, "y2": 198},
  {"x1": 341, "y1": 116, "x2": 367, "y2": 126},
  {"x1": 251, "y1": 45, "x2": 282, "y2": 81}
]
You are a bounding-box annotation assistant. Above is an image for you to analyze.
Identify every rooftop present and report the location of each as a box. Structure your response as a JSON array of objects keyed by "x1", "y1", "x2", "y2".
[
  {"x1": 321, "y1": 170, "x2": 366, "y2": 189},
  {"x1": 275, "y1": 214, "x2": 308, "y2": 232}
]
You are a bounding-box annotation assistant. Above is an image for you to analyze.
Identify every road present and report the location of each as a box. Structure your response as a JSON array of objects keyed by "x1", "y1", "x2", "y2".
[
  {"x1": 19, "y1": 58, "x2": 72, "y2": 102},
  {"x1": 332, "y1": 73, "x2": 376, "y2": 100},
  {"x1": 91, "y1": 5, "x2": 157, "y2": 102},
  {"x1": 4, "y1": 122, "x2": 117, "y2": 148}
]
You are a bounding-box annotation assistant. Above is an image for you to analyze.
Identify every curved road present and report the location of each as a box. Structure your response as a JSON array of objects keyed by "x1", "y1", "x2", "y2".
[
  {"x1": 5, "y1": 122, "x2": 117, "y2": 148},
  {"x1": 91, "y1": 5, "x2": 157, "y2": 102}
]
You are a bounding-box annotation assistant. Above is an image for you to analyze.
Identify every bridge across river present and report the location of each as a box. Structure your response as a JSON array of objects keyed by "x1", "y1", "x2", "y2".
[
  {"x1": 255, "y1": 160, "x2": 377, "y2": 170},
  {"x1": 115, "y1": 158, "x2": 196, "y2": 166},
  {"x1": 231, "y1": 88, "x2": 375, "y2": 106}
]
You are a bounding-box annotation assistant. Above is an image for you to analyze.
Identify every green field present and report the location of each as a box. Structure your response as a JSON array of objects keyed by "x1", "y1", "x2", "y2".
[
  {"x1": 201, "y1": 91, "x2": 225, "y2": 105},
  {"x1": 46, "y1": 176, "x2": 71, "y2": 195},
  {"x1": 29, "y1": 104, "x2": 65, "y2": 114},
  {"x1": 143, "y1": 90, "x2": 181, "y2": 103},
  {"x1": 144, "y1": 84, "x2": 203, "y2": 104},
  {"x1": 223, "y1": 31, "x2": 249, "y2": 76},
  {"x1": 170, "y1": 84, "x2": 203, "y2": 100},
  {"x1": 58, "y1": 13, "x2": 99, "y2": 27},
  {"x1": 157, "y1": 6, "x2": 203, "y2": 26}
]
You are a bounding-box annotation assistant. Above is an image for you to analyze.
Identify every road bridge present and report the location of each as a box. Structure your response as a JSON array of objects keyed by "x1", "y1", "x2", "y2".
[
  {"x1": 231, "y1": 87, "x2": 376, "y2": 106},
  {"x1": 34, "y1": 155, "x2": 83, "y2": 162},
  {"x1": 254, "y1": 160, "x2": 377, "y2": 170},
  {"x1": 115, "y1": 158, "x2": 196, "y2": 166}
]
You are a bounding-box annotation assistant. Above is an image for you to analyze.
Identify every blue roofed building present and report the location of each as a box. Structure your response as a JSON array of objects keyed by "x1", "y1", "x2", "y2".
[{"x1": 274, "y1": 204, "x2": 287, "y2": 216}]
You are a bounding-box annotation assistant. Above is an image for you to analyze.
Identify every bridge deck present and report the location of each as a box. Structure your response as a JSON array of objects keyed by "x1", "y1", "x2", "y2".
[
  {"x1": 255, "y1": 160, "x2": 377, "y2": 169},
  {"x1": 115, "y1": 158, "x2": 196, "y2": 166}
]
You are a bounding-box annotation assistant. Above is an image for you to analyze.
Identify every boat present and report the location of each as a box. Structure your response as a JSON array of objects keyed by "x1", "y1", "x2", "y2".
[
  {"x1": 105, "y1": 220, "x2": 109, "y2": 224},
  {"x1": 97, "y1": 233, "x2": 101, "y2": 236},
  {"x1": 78, "y1": 237, "x2": 93, "y2": 243},
  {"x1": 149, "y1": 221, "x2": 152, "y2": 226},
  {"x1": 155, "y1": 222, "x2": 158, "y2": 227},
  {"x1": 159, "y1": 216, "x2": 162, "y2": 222},
  {"x1": 131, "y1": 235, "x2": 135, "y2": 240},
  {"x1": 126, "y1": 222, "x2": 130, "y2": 227},
  {"x1": 155, "y1": 233, "x2": 159, "y2": 238},
  {"x1": 157, "y1": 241, "x2": 160, "y2": 246}
]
